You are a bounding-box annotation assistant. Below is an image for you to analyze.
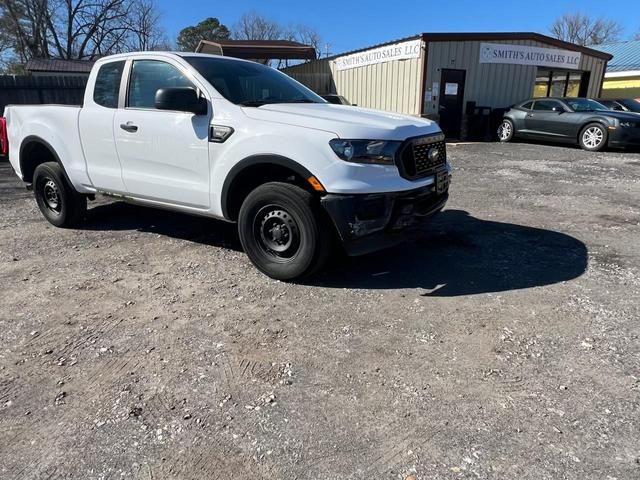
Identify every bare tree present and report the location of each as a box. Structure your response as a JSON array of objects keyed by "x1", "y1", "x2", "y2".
[
  {"x1": 1, "y1": 0, "x2": 51, "y2": 61},
  {"x1": 285, "y1": 23, "x2": 321, "y2": 58},
  {"x1": 233, "y1": 12, "x2": 322, "y2": 66},
  {"x1": 125, "y1": 0, "x2": 168, "y2": 51},
  {"x1": 0, "y1": 0, "x2": 167, "y2": 68},
  {"x1": 233, "y1": 12, "x2": 282, "y2": 41},
  {"x1": 550, "y1": 12, "x2": 623, "y2": 46}
]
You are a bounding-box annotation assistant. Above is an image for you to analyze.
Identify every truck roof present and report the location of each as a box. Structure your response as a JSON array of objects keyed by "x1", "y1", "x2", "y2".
[{"x1": 94, "y1": 51, "x2": 257, "y2": 66}]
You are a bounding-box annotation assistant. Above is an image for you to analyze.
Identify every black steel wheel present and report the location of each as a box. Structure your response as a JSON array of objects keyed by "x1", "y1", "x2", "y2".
[
  {"x1": 238, "y1": 182, "x2": 331, "y2": 280},
  {"x1": 33, "y1": 162, "x2": 86, "y2": 228}
]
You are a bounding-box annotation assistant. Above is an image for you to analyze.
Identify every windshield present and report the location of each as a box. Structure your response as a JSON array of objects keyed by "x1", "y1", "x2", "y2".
[
  {"x1": 565, "y1": 98, "x2": 609, "y2": 112},
  {"x1": 183, "y1": 56, "x2": 325, "y2": 106}
]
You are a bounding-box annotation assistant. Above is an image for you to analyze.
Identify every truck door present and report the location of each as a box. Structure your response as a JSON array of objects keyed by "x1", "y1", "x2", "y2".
[
  {"x1": 79, "y1": 60, "x2": 127, "y2": 193},
  {"x1": 113, "y1": 59, "x2": 210, "y2": 208}
]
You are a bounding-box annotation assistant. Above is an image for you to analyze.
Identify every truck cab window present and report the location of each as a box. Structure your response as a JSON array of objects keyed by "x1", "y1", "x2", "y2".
[
  {"x1": 128, "y1": 60, "x2": 193, "y2": 109},
  {"x1": 93, "y1": 61, "x2": 125, "y2": 108}
]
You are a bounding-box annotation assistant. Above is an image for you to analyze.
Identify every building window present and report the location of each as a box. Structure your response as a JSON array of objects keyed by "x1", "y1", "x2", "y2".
[
  {"x1": 566, "y1": 73, "x2": 582, "y2": 97},
  {"x1": 550, "y1": 71, "x2": 567, "y2": 96},
  {"x1": 532, "y1": 68, "x2": 585, "y2": 98},
  {"x1": 533, "y1": 70, "x2": 550, "y2": 98}
]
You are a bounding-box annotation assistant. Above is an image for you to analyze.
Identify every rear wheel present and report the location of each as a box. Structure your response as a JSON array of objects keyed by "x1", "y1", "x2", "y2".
[
  {"x1": 579, "y1": 123, "x2": 608, "y2": 152},
  {"x1": 238, "y1": 182, "x2": 331, "y2": 280},
  {"x1": 33, "y1": 162, "x2": 86, "y2": 227},
  {"x1": 497, "y1": 119, "x2": 514, "y2": 142}
]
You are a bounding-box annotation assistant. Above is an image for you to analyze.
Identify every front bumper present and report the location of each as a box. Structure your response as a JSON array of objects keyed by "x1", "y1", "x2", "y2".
[
  {"x1": 321, "y1": 181, "x2": 449, "y2": 256},
  {"x1": 609, "y1": 127, "x2": 640, "y2": 147}
]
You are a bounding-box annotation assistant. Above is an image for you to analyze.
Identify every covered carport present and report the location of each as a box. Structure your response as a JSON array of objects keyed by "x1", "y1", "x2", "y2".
[{"x1": 195, "y1": 39, "x2": 317, "y2": 64}]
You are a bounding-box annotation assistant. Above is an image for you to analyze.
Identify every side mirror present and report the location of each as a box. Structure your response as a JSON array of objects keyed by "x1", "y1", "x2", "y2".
[{"x1": 155, "y1": 87, "x2": 207, "y2": 115}]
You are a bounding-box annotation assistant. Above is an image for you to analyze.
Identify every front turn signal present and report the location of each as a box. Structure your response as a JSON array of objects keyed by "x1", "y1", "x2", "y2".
[{"x1": 307, "y1": 175, "x2": 325, "y2": 192}]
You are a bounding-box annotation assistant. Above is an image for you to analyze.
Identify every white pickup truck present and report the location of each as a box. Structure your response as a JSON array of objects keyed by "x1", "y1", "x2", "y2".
[{"x1": 4, "y1": 52, "x2": 451, "y2": 280}]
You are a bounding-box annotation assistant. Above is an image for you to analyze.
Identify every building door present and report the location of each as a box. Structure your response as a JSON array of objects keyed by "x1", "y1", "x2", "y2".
[{"x1": 438, "y1": 69, "x2": 466, "y2": 138}]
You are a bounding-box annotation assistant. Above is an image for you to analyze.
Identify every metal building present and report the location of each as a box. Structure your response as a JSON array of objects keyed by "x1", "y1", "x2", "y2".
[{"x1": 283, "y1": 32, "x2": 612, "y2": 138}]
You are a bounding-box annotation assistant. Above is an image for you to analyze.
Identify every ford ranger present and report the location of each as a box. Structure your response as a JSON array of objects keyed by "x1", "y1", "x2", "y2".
[{"x1": 4, "y1": 52, "x2": 451, "y2": 280}]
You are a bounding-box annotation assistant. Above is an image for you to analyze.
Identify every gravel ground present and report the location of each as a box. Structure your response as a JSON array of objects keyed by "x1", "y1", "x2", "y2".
[{"x1": 0, "y1": 141, "x2": 639, "y2": 480}]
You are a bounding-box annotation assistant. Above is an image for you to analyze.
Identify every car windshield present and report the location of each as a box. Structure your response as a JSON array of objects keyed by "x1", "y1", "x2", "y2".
[
  {"x1": 183, "y1": 56, "x2": 325, "y2": 106},
  {"x1": 565, "y1": 98, "x2": 609, "y2": 112}
]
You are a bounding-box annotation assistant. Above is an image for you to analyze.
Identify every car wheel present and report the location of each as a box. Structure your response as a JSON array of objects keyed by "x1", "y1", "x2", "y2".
[
  {"x1": 579, "y1": 123, "x2": 608, "y2": 152},
  {"x1": 33, "y1": 162, "x2": 87, "y2": 228},
  {"x1": 238, "y1": 182, "x2": 331, "y2": 280},
  {"x1": 497, "y1": 119, "x2": 514, "y2": 142}
]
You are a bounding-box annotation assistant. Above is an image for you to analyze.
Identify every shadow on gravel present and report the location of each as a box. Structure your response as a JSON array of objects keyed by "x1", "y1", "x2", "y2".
[
  {"x1": 81, "y1": 202, "x2": 587, "y2": 297},
  {"x1": 313, "y1": 209, "x2": 588, "y2": 296},
  {"x1": 83, "y1": 201, "x2": 243, "y2": 251}
]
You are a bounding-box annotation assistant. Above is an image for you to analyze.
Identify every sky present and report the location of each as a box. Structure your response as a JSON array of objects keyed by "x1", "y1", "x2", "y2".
[{"x1": 155, "y1": 0, "x2": 640, "y2": 54}]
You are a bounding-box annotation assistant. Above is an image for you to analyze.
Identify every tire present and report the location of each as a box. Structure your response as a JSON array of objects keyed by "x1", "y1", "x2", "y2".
[
  {"x1": 497, "y1": 118, "x2": 514, "y2": 142},
  {"x1": 238, "y1": 182, "x2": 331, "y2": 280},
  {"x1": 579, "y1": 123, "x2": 608, "y2": 152},
  {"x1": 33, "y1": 162, "x2": 86, "y2": 228}
]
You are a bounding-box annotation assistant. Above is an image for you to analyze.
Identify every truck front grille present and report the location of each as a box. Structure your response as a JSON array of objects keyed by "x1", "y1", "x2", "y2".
[{"x1": 397, "y1": 133, "x2": 447, "y2": 180}]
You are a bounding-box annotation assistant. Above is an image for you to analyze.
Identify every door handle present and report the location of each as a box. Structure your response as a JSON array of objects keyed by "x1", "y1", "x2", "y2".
[{"x1": 120, "y1": 122, "x2": 138, "y2": 133}]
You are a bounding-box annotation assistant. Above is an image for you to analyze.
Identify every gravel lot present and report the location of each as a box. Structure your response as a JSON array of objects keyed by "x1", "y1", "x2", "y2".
[{"x1": 1, "y1": 141, "x2": 639, "y2": 480}]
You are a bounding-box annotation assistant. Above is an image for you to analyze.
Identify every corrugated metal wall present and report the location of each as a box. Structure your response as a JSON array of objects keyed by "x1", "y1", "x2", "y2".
[
  {"x1": 283, "y1": 45, "x2": 424, "y2": 116},
  {"x1": 423, "y1": 39, "x2": 606, "y2": 115},
  {"x1": 283, "y1": 37, "x2": 607, "y2": 117}
]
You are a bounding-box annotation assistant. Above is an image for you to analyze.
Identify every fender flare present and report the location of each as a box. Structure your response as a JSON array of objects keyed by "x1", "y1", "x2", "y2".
[
  {"x1": 220, "y1": 154, "x2": 315, "y2": 220},
  {"x1": 19, "y1": 135, "x2": 73, "y2": 185}
]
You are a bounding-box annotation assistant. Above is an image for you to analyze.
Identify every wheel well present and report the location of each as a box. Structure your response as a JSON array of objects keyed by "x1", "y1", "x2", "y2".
[
  {"x1": 20, "y1": 139, "x2": 59, "y2": 183},
  {"x1": 224, "y1": 163, "x2": 314, "y2": 221}
]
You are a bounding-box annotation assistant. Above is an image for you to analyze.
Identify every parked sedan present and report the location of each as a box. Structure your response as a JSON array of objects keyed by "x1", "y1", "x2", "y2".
[
  {"x1": 596, "y1": 98, "x2": 640, "y2": 113},
  {"x1": 498, "y1": 97, "x2": 640, "y2": 151}
]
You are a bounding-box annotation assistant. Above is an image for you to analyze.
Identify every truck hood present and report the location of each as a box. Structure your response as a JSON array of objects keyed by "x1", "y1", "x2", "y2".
[{"x1": 241, "y1": 103, "x2": 440, "y2": 140}]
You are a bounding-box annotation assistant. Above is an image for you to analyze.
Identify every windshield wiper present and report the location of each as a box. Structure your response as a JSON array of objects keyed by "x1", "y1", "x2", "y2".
[
  {"x1": 278, "y1": 99, "x2": 319, "y2": 104},
  {"x1": 238, "y1": 99, "x2": 320, "y2": 106},
  {"x1": 237, "y1": 100, "x2": 268, "y2": 107}
]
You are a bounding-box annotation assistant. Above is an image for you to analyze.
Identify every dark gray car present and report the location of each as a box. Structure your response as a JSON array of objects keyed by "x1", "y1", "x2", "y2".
[
  {"x1": 498, "y1": 97, "x2": 640, "y2": 151},
  {"x1": 596, "y1": 98, "x2": 640, "y2": 113}
]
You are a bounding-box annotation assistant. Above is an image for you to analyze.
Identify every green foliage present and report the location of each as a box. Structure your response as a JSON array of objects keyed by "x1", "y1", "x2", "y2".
[{"x1": 177, "y1": 17, "x2": 231, "y2": 52}]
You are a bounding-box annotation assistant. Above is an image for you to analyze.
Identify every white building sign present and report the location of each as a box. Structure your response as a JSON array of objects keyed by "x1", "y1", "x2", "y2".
[
  {"x1": 479, "y1": 42, "x2": 582, "y2": 69},
  {"x1": 334, "y1": 39, "x2": 422, "y2": 71}
]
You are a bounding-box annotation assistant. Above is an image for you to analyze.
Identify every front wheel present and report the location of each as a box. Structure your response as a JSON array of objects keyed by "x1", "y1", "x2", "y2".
[
  {"x1": 579, "y1": 123, "x2": 608, "y2": 152},
  {"x1": 497, "y1": 119, "x2": 514, "y2": 142},
  {"x1": 238, "y1": 182, "x2": 331, "y2": 280}
]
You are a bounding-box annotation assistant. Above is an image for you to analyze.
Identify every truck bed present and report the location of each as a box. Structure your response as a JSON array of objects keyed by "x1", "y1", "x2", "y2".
[{"x1": 5, "y1": 104, "x2": 90, "y2": 190}]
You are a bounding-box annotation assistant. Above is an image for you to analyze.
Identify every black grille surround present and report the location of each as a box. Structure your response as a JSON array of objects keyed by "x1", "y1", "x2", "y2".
[{"x1": 396, "y1": 133, "x2": 447, "y2": 180}]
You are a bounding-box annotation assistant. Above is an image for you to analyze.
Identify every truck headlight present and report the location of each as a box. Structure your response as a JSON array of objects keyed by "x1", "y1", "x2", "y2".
[{"x1": 329, "y1": 139, "x2": 401, "y2": 165}]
